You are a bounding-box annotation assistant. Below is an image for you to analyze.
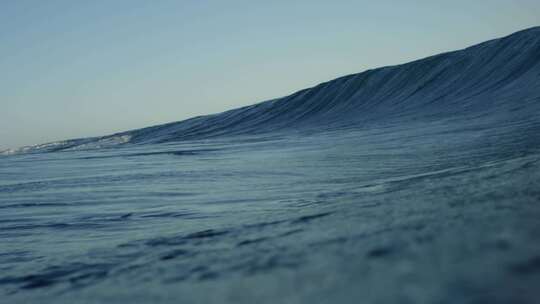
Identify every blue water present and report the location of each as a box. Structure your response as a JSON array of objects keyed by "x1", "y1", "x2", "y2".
[{"x1": 1, "y1": 27, "x2": 540, "y2": 303}]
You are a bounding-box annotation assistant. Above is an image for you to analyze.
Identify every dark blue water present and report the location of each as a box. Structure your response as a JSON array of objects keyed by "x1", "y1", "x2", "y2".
[{"x1": 1, "y1": 27, "x2": 540, "y2": 303}]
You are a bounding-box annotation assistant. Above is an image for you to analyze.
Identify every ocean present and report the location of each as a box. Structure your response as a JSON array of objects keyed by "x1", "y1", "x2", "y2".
[{"x1": 1, "y1": 27, "x2": 540, "y2": 303}]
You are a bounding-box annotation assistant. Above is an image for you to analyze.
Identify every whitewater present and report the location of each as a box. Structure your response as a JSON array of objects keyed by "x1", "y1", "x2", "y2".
[{"x1": 1, "y1": 27, "x2": 540, "y2": 303}]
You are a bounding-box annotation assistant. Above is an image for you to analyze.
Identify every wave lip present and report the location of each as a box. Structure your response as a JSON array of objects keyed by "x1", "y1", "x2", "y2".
[
  {"x1": 5, "y1": 26, "x2": 540, "y2": 155},
  {"x1": 1, "y1": 135, "x2": 132, "y2": 156}
]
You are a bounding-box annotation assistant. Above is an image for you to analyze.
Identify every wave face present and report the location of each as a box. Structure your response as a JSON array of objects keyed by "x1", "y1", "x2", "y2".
[
  {"x1": 111, "y1": 26, "x2": 540, "y2": 143},
  {"x1": 1, "y1": 27, "x2": 540, "y2": 303},
  {"x1": 4, "y1": 27, "x2": 540, "y2": 154}
]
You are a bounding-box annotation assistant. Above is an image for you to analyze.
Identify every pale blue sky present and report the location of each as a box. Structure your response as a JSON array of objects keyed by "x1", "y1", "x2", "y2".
[{"x1": 1, "y1": 0, "x2": 539, "y2": 150}]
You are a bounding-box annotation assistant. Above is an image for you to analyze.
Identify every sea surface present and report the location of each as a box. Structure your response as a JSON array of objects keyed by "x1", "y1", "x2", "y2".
[{"x1": 1, "y1": 27, "x2": 540, "y2": 303}]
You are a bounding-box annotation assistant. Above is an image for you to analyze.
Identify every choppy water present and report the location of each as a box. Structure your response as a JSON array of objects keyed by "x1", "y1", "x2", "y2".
[{"x1": 1, "y1": 27, "x2": 540, "y2": 303}]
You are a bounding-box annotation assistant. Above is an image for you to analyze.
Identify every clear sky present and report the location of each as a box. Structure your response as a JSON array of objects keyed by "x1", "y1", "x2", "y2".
[{"x1": 1, "y1": 0, "x2": 539, "y2": 150}]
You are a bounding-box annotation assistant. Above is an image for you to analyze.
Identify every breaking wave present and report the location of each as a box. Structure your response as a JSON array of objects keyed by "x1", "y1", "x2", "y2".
[{"x1": 3, "y1": 27, "x2": 540, "y2": 155}]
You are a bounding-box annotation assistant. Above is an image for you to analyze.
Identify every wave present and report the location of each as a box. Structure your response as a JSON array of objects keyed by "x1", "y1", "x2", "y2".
[{"x1": 4, "y1": 26, "x2": 540, "y2": 155}]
